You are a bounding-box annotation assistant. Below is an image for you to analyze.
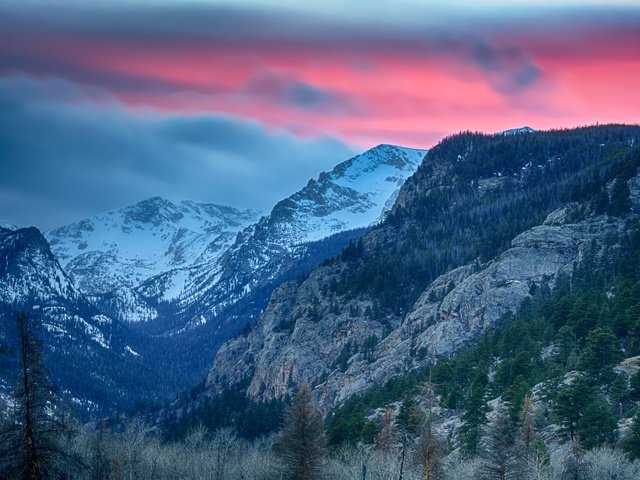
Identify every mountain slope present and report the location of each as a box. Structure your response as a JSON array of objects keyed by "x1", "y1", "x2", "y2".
[
  {"x1": 134, "y1": 144, "x2": 425, "y2": 390},
  {"x1": 46, "y1": 197, "x2": 262, "y2": 297},
  {"x1": 0, "y1": 227, "x2": 157, "y2": 415},
  {"x1": 169, "y1": 144, "x2": 426, "y2": 326},
  {"x1": 207, "y1": 125, "x2": 640, "y2": 411}
]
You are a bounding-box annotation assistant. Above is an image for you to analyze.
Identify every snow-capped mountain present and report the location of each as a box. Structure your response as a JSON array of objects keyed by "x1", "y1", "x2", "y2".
[
  {"x1": 253, "y1": 143, "x2": 427, "y2": 245},
  {"x1": 0, "y1": 227, "x2": 154, "y2": 415},
  {"x1": 24, "y1": 143, "x2": 425, "y2": 394},
  {"x1": 166, "y1": 144, "x2": 426, "y2": 329},
  {"x1": 46, "y1": 198, "x2": 263, "y2": 296},
  {"x1": 0, "y1": 221, "x2": 16, "y2": 230}
]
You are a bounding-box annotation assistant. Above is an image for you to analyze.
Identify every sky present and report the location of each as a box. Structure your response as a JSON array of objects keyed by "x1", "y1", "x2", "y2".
[{"x1": 1, "y1": 1, "x2": 639, "y2": 229}]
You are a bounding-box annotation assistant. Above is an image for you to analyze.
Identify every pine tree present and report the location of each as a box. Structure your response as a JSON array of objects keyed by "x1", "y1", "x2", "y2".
[
  {"x1": 553, "y1": 376, "x2": 592, "y2": 442},
  {"x1": 0, "y1": 313, "x2": 83, "y2": 479},
  {"x1": 624, "y1": 414, "x2": 640, "y2": 460},
  {"x1": 578, "y1": 327, "x2": 621, "y2": 375},
  {"x1": 277, "y1": 383, "x2": 326, "y2": 480},
  {"x1": 459, "y1": 374, "x2": 489, "y2": 456},
  {"x1": 478, "y1": 403, "x2": 523, "y2": 480},
  {"x1": 576, "y1": 400, "x2": 617, "y2": 449}
]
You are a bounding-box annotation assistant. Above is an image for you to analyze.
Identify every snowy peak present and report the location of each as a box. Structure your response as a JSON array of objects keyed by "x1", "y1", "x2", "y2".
[
  {"x1": 45, "y1": 198, "x2": 263, "y2": 295},
  {"x1": 0, "y1": 227, "x2": 80, "y2": 304},
  {"x1": 264, "y1": 144, "x2": 426, "y2": 244},
  {"x1": 501, "y1": 126, "x2": 536, "y2": 136},
  {"x1": 332, "y1": 144, "x2": 425, "y2": 178}
]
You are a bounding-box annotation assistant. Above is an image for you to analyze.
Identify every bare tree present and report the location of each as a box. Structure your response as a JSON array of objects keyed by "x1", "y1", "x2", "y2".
[
  {"x1": 0, "y1": 313, "x2": 83, "y2": 479},
  {"x1": 377, "y1": 409, "x2": 399, "y2": 453},
  {"x1": 211, "y1": 427, "x2": 237, "y2": 480},
  {"x1": 478, "y1": 403, "x2": 523, "y2": 480},
  {"x1": 414, "y1": 382, "x2": 445, "y2": 480},
  {"x1": 277, "y1": 383, "x2": 327, "y2": 480}
]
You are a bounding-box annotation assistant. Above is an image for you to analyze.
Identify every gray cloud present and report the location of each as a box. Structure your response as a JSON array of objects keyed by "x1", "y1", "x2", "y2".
[
  {"x1": 468, "y1": 40, "x2": 542, "y2": 94},
  {"x1": 0, "y1": 75, "x2": 358, "y2": 230},
  {"x1": 8, "y1": 1, "x2": 634, "y2": 99},
  {"x1": 243, "y1": 69, "x2": 360, "y2": 113}
]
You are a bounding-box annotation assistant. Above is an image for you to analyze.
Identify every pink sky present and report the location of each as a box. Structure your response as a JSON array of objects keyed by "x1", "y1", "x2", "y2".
[
  {"x1": 1, "y1": 1, "x2": 639, "y2": 227},
  {"x1": 1, "y1": 2, "x2": 638, "y2": 148}
]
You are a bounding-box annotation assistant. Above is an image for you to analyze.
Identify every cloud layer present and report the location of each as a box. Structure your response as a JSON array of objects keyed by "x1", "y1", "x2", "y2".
[
  {"x1": 0, "y1": 1, "x2": 638, "y2": 228},
  {"x1": 0, "y1": 76, "x2": 356, "y2": 229}
]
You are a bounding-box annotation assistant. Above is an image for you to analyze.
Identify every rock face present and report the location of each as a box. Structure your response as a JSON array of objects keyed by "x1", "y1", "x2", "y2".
[
  {"x1": 207, "y1": 126, "x2": 640, "y2": 412},
  {"x1": 208, "y1": 212, "x2": 625, "y2": 411}
]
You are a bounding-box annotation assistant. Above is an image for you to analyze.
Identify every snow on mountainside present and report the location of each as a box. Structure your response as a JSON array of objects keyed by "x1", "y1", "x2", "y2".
[
  {"x1": 45, "y1": 198, "x2": 263, "y2": 296},
  {"x1": 0, "y1": 221, "x2": 16, "y2": 230},
  {"x1": 261, "y1": 144, "x2": 427, "y2": 245},
  {"x1": 0, "y1": 227, "x2": 82, "y2": 306},
  {"x1": 501, "y1": 126, "x2": 536, "y2": 136},
  {"x1": 169, "y1": 144, "x2": 426, "y2": 327},
  {"x1": 0, "y1": 227, "x2": 155, "y2": 414}
]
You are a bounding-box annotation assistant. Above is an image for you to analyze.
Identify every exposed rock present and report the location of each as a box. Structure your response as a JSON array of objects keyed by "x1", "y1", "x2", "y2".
[{"x1": 207, "y1": 211, "x2": 626, "y2": 411}]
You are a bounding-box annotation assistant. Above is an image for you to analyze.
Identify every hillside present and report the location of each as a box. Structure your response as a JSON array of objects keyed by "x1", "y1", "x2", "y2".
[{"x1": 207, "y1": 125, "x2": 640, "y2": 412}]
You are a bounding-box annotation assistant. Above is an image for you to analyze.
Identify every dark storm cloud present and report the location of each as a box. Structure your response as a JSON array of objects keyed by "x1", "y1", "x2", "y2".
[
  {"x1": 468, "y1": 40, "x2": 542, "y2": 94},
  {"x1": 0, "y1": 75, "x2": 357, "y2": 230}
]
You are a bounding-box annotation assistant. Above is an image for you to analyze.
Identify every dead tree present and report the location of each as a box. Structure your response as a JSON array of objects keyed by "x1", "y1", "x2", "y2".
[
  {"x1": 0, "y1": 312, "x2": 83, "y2": 479},
  {"x1": 277, "y1": 383, "x2": 327, "y2": 480}
]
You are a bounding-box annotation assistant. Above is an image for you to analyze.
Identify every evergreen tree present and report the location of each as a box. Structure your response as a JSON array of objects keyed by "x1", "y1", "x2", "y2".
[
  {"x1": 277, "y1": 383, "x2": 326, "y2": 480},
  {"x1": 553, "y1": 376, "x2": 592, "y2": 442},
  {"x1": 553, "y1": 326, "x2": 577, "y2": 366},
  {"x1": 578, "y1": 327, "x2": 621, "y2": 375},
  {"x1": 623, "y1": 414, "x2": 640, "y2": 460},
  {"x1": 396, "y1": 396, "x2": 421, "y2": 435},
  {"x1": 630, "y1": 370, "x2": 640, "y2": 401},
  {"x1": 576, "y1": 400, "x2": 617, "y2": 449},
  {"x1": 608, "y1": 178, "x2": 632, "y2": 216},
  {"x1": 459, "y1": 374, "x2": 489, "y2": 456}
]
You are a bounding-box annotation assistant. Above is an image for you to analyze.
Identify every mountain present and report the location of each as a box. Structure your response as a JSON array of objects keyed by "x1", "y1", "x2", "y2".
[
  {"x1": 133, "y1": 144, "x2": 425, "y2": 390},
  {"x1": 206, "y1": 125, "x2": 640, "y2": 412},
  {"x1": 36, "y1": 144, "x2": 425, "y2": 396},
  {"x1": 0, "y1": 227, "x2": 156, "y2": 415},
  {"x1": 0, "y1": 221, "x2": 16, "y2": 230},
  {"x1": 162, "y1": 144, "x2": 426, "y2": 330},
  {"x1": 46, "y1": 198, "x2": 262, "y2": 298}
]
